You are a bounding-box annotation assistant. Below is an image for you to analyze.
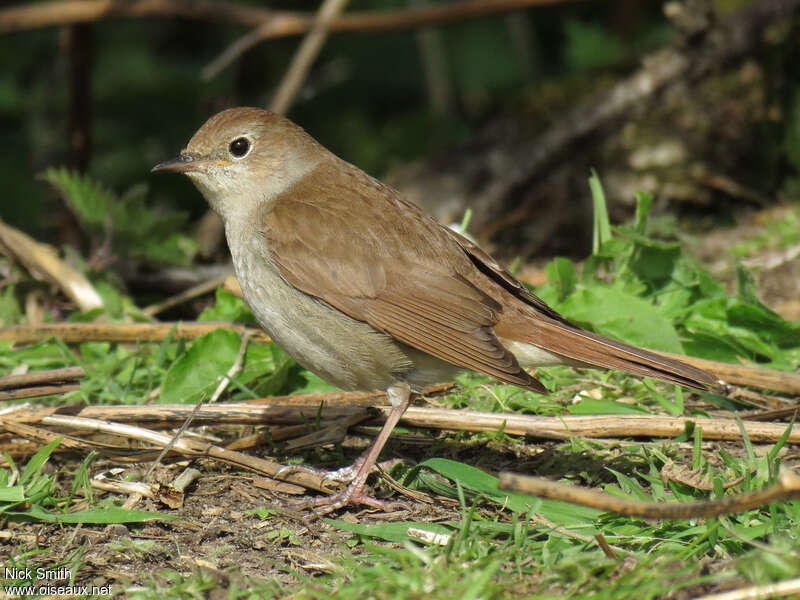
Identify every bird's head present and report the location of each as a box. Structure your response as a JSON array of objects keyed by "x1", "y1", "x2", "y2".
[{"x1": 153, "y1": 107, "x2": 323, "y2": 221}]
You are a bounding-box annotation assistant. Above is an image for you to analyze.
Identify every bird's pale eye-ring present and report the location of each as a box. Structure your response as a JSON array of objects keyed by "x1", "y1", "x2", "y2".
[{"x1": 229, "y1": 137, "x2": 251, "y2": 158}]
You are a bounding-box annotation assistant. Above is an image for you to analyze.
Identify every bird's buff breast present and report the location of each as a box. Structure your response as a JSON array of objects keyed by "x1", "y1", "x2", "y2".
[{"x1": 227, "y1": 231, "x2": 422, "y2": 391}]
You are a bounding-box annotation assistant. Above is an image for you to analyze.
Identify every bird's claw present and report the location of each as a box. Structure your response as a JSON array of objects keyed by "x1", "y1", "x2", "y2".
[{"x1": 292, "y1": 483, "x2": 407, "y2": 516}]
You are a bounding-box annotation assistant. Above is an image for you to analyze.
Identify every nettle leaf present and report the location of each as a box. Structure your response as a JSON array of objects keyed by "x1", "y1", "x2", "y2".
[
  {"x1": 199, "y1": 288, "x2": 257, "y2": 324},
  {"x1": 284, "y1": 367, "x2": 339, "y2": 394},
  {"x1": 40, "y1": 169, "x2": 197, "y2": 265},
  {"x1": 681, "y1": 332, "x2": 743, "y2": 363},
  {"x1": 555, "y1": 286, "x2": 683, "y2": 353},
  {"x1": 160, "y1": 330, "x2": 281, "y2": 403},
  {"x1": 40, "y1": 167, "x2": 116, "y2": 227},
  {"x1": 246, "y1": 344, "x2": 295, "y2": 397}
]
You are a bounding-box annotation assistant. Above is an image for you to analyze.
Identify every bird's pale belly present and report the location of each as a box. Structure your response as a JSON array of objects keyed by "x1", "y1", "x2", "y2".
[{"x1": 231, "y1": 236, "x2": 459, "y2": 392}]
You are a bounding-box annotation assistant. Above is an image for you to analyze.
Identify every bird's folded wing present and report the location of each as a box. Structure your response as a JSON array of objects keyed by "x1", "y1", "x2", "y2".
[{"x1": 261, "y1": 180, "x2": 544, "y2": 392}]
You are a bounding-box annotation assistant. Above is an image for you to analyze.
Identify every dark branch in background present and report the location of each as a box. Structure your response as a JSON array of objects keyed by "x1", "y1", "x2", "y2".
[
  {"x1": 268, "y1": 0, "x2": 352, "y2": 115},
  {"x1": 499, "y1": 0, "x2": 800, "y2": 193},
  {"x1": 0, "y1": 0, "x2": 581, "y2": 35},
  {"x1": 66, "y1": 24, "x2": 91, "y2": 173},
  {"x1": 390, "y1": 0, "x2": 800, "y2": 247},
  {"x1": 61, "y1": 24, "x2": 92, "y2": 247}
]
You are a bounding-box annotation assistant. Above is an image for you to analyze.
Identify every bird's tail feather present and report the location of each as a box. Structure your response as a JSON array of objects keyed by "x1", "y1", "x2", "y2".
[{"x1": 512, "y1": 318, "x2": 718, "y2": 391}]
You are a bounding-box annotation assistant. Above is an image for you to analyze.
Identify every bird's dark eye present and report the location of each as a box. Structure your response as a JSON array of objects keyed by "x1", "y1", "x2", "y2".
[{"x1": 229, "y1": 137, "x2": 250, "y2": 158}]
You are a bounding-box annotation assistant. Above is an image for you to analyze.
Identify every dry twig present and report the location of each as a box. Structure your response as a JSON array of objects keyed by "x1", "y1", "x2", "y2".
[
  {"x1": 3, "y1": 320, "x2": 797, "y2": 394},
  {"x1": 145, "y1": 331, "x2": 252, "y2": 477},
  {"x1": 0, "y1": 365, "x2": 85, "y2": 400},
  {"x1": 142, "y1": 273, "x2": 229, "y2": 316},
  {"x1": 0, "y1": 218, "x2": 103, "y2": 312},
  {"x1": 0, "y1": 322, "x2": 270, "y2": 344},
  {"x1": 0, "y1": 366, "x2": 85, "y2": 389},
  {"x1": 0, "y1": 384, "x2": 81, "y2": 401},
  {"x1": 7, "y1": 403, "x2": 800, "y2": 444},
  {"x1": 658, "y1": 351, "x2": 800, "y2": 396},
  {"x1": 30, "y1": 414, "x2": 337, "y2": 492},
  {"x1": 208, "y1": 0, "x2": 351, "y2": 88},
  {"x1": 691, "y1": 577, "x2": 800, "y2": 600},
  {"x1": 0, "y1": 0, "x2": 577, "y2": 37},
  {"x1": 498, "y1": 468, "x2": 800, "y2": 519}
]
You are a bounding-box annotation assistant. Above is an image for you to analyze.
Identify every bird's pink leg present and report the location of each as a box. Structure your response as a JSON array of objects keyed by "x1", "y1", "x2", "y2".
[{"x1": 290, "y1": 383, "x2": 412, "y2": 514}]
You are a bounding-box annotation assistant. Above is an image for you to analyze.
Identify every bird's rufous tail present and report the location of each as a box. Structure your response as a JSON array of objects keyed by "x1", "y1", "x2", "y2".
[{"x1": 507, "y1": 317, "x2": 718, "y2": 391}]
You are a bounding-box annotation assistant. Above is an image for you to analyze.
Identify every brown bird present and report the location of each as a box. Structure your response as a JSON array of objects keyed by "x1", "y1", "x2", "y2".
[{"x1": 153, "y1": 107, "x2": 717, "y2": 512}]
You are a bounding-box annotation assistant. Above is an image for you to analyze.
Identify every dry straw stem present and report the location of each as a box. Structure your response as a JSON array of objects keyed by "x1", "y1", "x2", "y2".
[
  {"x1": 92, "y1": 470, "x2": 156, "y2": 498},
  {"x1": 142, "y1": 273, "x2": 229, "y2": 316},
  {"x1": 691, "y1": 576, "x2": 800, "y2": 600},
  {"x1": 2, "y1": 321, "x2": 799, "y2": 393},
  {"x1": 265, "y1": 0, "x2": 351, "y2": 114},
  {"x1": 0, "y1": 363, "x2": 85, "y2": 404},
  {"x1": 0, "y1": 366, "x2": 85, "y2": 389},
  {"x1": 226, "y1": 422, "x2": 343, "y2": 450},
  {"x1": 145, "y1": 331, "x2": 252, "y2": 477},
  {"x1": 238, "y1": 382, "x2": 455, "y2": 407},
  {"x1": 0, "y1": 413, "x2": 336, "y2": 492},
  {"x1": 12, "y1": 403, "x2": 800, "y2": 445},
  {"x1": 0, "y1": 0, "x2": 575, "y2": 36},
  {"x1": 0, "y1": 364, "x2": 85, "y2": 401},
  {"x1": 498, "y1": 468, "x2": 800, "y2": 519},
  {"x1": 658, "y1": 351, "x2": 800, "y2": 396},
  {"x1": 0, "y1": 322, "x2": 270, "y2": 344},
  {"x1": 0, "y1": 218, "x2": 103, "y2": 312},
  {"x1": 0, "y1": 384, "x2": 81, "y2": 401}
]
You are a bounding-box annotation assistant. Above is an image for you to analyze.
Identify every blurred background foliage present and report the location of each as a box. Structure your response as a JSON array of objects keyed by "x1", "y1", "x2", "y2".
[{"x1": 0, "y1": 0, "x2": 799, "y2": 277}]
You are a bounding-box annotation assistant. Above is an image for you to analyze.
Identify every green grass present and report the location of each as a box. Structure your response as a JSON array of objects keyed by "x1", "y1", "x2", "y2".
[{"x1": 1, "y1": 173, "x2": 799, "y2": 598}]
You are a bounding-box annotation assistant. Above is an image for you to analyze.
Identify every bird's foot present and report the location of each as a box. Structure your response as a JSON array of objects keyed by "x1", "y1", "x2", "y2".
[
  {"x1": 293, "y1": 476, "x2": 406, "y2": 516},
  {"x1": 276, "y1": 457, "x2": 403, "y2": 485}
]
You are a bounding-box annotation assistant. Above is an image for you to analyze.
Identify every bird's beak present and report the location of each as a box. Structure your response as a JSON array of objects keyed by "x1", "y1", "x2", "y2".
[{"x1": 151, "y1": 153, "x2": 206, "y2": 174}]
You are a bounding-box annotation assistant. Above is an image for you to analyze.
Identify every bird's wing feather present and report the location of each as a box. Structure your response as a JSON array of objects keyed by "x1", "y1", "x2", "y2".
[
  {"x1": 442, "y1": 216, "x2": 718, "y2": 391},
  {"x1": 261, "y1": 161, "x2": 545, "y2": 392}
]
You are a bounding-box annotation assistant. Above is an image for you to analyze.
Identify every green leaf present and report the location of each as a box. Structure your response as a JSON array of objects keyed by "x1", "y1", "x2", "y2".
[
  {"x1": 634, "y1": 191, "x2": 653, "y2": 234},
  {"x1": 419, "y1": 458, "x2": 600, "y2": 527},
  {"x1": 286, "y1": 370, "x2": 340, "y2": 394},
  {"x1": 0, "y1": 486, "x2": 25, "y2": 503},
  {"x1": 198, "y1": 288, "x2": 257, "y2": 324},
  {"x1": 546, "y1": 258, "x2": 578, "y2": 303},
  {"x1": 7, "y1": 505, "x2": 174, "y2": 524},
  {"x1": 242, "y1": 343, "x2": 294, "y2": 397},
  {"x1": 627, "y1": 238, "x2": 682, "y2": 288},
  {"x1": 40, "y1": 169, "x2": 197, "y2": 266},
  {"x1": 567, "y1": 398, "x2": 650, "y2": 415},
  {"x1": 325, "y1": 520, "x2": 453, "y2": 543},
  {"x1": 0, "y1": 285, "x2": 22, "y2": 326},
  {"x1": 555, "y1": 286, "x2": 683, "y2": 353},
  {"x1": 589, "y1": 170, "x2": 612, "y2": 254},
  {"x1": 564, "y1": 20, "x2": 625, "y2": 71},
  {"x1": 160, "y1": 329, "x2": 247, "y2": 404},
  {"x1": 20, "y1": 437, "x2": 62, "y2": 485},
  {"x1": 160, "y1": 330, "x2": 288, "y2": 403},
  {"x1": 40, "y1": 167, "x2": 116, "y2": 227}
]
